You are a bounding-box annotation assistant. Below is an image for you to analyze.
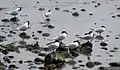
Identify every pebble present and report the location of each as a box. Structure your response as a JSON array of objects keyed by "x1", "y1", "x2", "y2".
[
  {"x1": 37, "y1": 30, "x2": 43, "y2": 34},
  {"x1": 78, "y1": 60, "x2": 83, "y2": 63},
  {"x1": 100, "y1": 42, "x2": 108, "y2": 46},
  {"x1": 86, "y1": 62, "x2": 95, "y2": 68},
  {"x1": 42, "y1": 33, "x2": 50, "y2": 37},
  {"x1": 18, "y1": 60, "x2": 23, "y2": 64},
  {"x1": 109, "y1": 62, "x2": 120, "y2": 67},
  {"x1": 2, "y1": 49, "x2": 9, "y2": 55},
  {"x1": 80, "y1": 8, "x2": 86, "y2": 12},
  {"x1": 1, "y1": 19, "x2": 10, "y2": 22},
  {"x1": 72, "y1": 12, "x2": 79, "y2": 17},
  {"x1": 116, "y1": 14, "x2": 120, "y2": 17},
  {"x1": 55, "y1": 7, "x2": 60, "y2": 10}
]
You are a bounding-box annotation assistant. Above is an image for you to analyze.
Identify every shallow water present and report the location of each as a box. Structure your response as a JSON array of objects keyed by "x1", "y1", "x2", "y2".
[{"x1": 0, "y1": 0, "x2": 120, "y2": 70}]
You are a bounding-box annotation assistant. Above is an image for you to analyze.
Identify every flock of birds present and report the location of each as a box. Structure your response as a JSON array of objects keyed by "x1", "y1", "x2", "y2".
[{"x1": 2, "y1": 6, "x2": 107, "y2": 53}]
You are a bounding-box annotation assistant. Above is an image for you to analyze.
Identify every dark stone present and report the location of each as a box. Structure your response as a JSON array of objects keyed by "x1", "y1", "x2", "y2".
[
  {"x1": 18, "y1": 60, "x2": 23, "y2": 64},
  {"x1": 45, "y1": 18, "x2": 50, "y2": 21},
  {"x1": 7, "y1": 34, "x2": 12, "y2": 37},
  {"x1": 101, "y1": 47, "x2": 108, "y2": 50},
  {"x1": 95, "y1": 35, "x2": 104, "y2": 40},
  {"x1": 48, "y1": 25, "x2": 55, "y2": 29},
  {"x1": 37, "y1": 30, "x2": 43, "y2": 34},
  {"x1": 97, "y1": 3, "x2": 101, "y2": 6},
  {"x1": 38, "y1": 53, "x2": 46, "y2": 57},
  {"x1": 62, "y1": 10, "x2": 70, "y2": 12},
  {"x1": 106, "y1": 35, "x2": 110, "y2": 37},
  {"x1": 34, "y1": 58, "x2": 44, "y2": 63},
  {"x1": 72, "y1": 8, "x2": 76, "y2": 10},
  {"x1": 98, "y1": 66, "x2": 106, "y2": 70},
  {"x1": 2, "y1": 49, "x2": 9, "y2": 55},
  {"x1": 72, "y1": 66, "x2": 78, "y2": 69},
  {"x1": 116, "y1": 14, "x2": 120, "y2": 17},
  {"x1": 109, "y1": 62, "x2": 120, "y2": 67},
  {"x1": 79, "y1": 64, "x2": 85, "y2": 67},
  {"x1": 78, "y1": 60, "x2": 82, "y2": 63},
  {"x1": 8, "y1": 56, "x2": 14, "y2": 59},
  {"x1": 42, "y1": 33, "x2": 50, "y2": 37},
  {"x1": 38, "y1": 67, "x2": 47, "y2": 69},
  {"x1": 81, "y1": 8, "x2": 86, "y2": 12},
  {"x1": 94, "y1": 61, "x2": 102, "y2": 65},
  {"x1": 3, "y1": 56, "x2": 11, "y2": 63},
  {"x1": 100, "y1": 42, "x2": 108, "y2": 46},
  {"x1": 8, "y1": 64, "x2": 18, "y2": 68},
  {"x1": 89, "y1": 13, "x2": 93, "y2": 16},
  {"x1": 72, "y1": 12, "x2": 79, "y2": 17},
  {"x1": 114, "y1": 47, "x2": 118, "y2": 50},
  {"x1": 0, "y1": 8, "x2": 6, "y2": 11},
  {"x1": 55, "y1": 7, "x2": 60, "y2": 10},
  {"x1": 38, "y1": 8, "x2": 45, "y2": 11},
  {"x1": 1, "y1": 19, "x2": 10, "y2": 22},
  {"x1": 115, "y1": 37, "x2": 119, "y2": 39},
  {"x1": 9, "y1": 31, "x2": 16, "y2": 34},
  {"x1": 86, "y1": 62, "x2": 95, "y2": 68},
  {"x1": 33, "y1": 37, "x2": 39, "y2": 40},
  {"x1": 117, "y1": 7, "x2": 120, "y2": 10},
  {"x1": 112, "y1": 16, "x2": 116, "y2": 18}
]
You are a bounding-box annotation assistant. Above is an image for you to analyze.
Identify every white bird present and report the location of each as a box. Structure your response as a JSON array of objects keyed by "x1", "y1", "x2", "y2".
[
  {"x1": 45, "y1": 40, "x2": 60, "y2": 52},
  {"x1": 75, "y1": 31, "x2": 95, "y2": 42},
  {"x1": 44, "y1": 10, "x2": 51, "y2": 17},
  {"x1": 4, "y1": 7, "x2": 22, "y2": 17},
  {"x1": 46, "y1": 31, "x2": 68, "y2": 42},
  {"x1": 66, "y1": 40, "x2": 80, "y2": 50},
  {"x1": 16, "y1": 21, "x2": 30, "y2": 31},
  {"x1": 91, "y1": 26, "x2": 106, "y2": 35}
]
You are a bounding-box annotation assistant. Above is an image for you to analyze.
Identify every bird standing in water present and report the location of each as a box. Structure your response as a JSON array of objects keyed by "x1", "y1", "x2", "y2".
[
  {"x1": 16, "y1": 21, "x2": 30, "y2": 32},
  {"x1": 91, "y1": 26, "x2": 106, "y2": 36},
  {"x1": 75, "y1": 31, "x2": 95, "y2": 42},
  {"x1": 4, "y1": 7, "x2": 22, "y2": 17}
]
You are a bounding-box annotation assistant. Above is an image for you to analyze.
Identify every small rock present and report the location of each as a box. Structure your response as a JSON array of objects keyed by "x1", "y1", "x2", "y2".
[
  {"x1": 101, "y1": 47, "x2": 108, "y2": 50},
  {"x1": 78, "y1": 60, "x2": 83, "y2": 63},
  {"x1": 38, "y1": 53, "x2": 46, "y2": 57},
  {"x1": 8, "y1": 56, "x2": 14, "y2": 59},
  {"x1": 94, "y1": 61, "x2": 102, "y2": 65},
  {"x1": 34, "y1": 58, "x2": 44, "y2": 63},
  {"x1": 38, "y1": 67, "x2": 47, "y2": 69},
  {"x1": 48, "y1": 25, "x2": 55, "y2": 29},
  {"x1": 97, "y1": 3, "x2": 101, "y2": 6},
  {"x1": 89, "y1": 13, "x2": 93, "y2": 16},
  {"x1": 81, "y1": 8, "x2": 86, "y2": 12},
  {"x1": 1, "y1": 19, "x2": 10, "y2": 22},
  {"x1": 117, "y1": 7, "x2": 120, "y2": 10},
  {"x1": 62, "y1": 10, "x2": 70, "y2": 12},
  {"x1": 86, "y1": 62, "x2": 95, "y2": 68},
  {"x1": 72, "y1": 12, "x2": 79, "y2": 17},
  {"x1": 55, "y1": 7, "x2": 60, "y2": 10},
  {"x1": 18, "y1": 60, "x2": 23, "y2": 64},
  {"x1": 38, "y1": 8, "x2": 45, "y2": 11},
  {"x1": 112, "y1": 16, "x2": 116, "y2": 18},
  {"x1": 42, "y1": 33, "x2": 50, "y2": 37},
  {"x1": 79, "y1": 64, "x2": 85, "y2": 67},
  {"x1": 33, "y1": 37, "x2": 39, "y2": 40},
  {"x1": 72, "y1": 8, "x2": 76, "y2": 10},
  {"x1": 100, "y1": 42, "x2": 108, "y2": 46},
  {"x1": 2, "y1": 49, "x2": 9, "y2": 55},
  {"x1": 37, "y1": 30, "x2": 43, "y2": 34},
  {"x1": 109, "y1": 62, "x2": 120, "y2": 67},
  {"x1": 116, "y1": 14, "x2": 120, "y2": 17},
  {"x1": 113, "y1": 47, "x2": 118, "y2": 50},
  {"x1": 8, "y1": 64, "x2": 18, "y2": 68}
]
